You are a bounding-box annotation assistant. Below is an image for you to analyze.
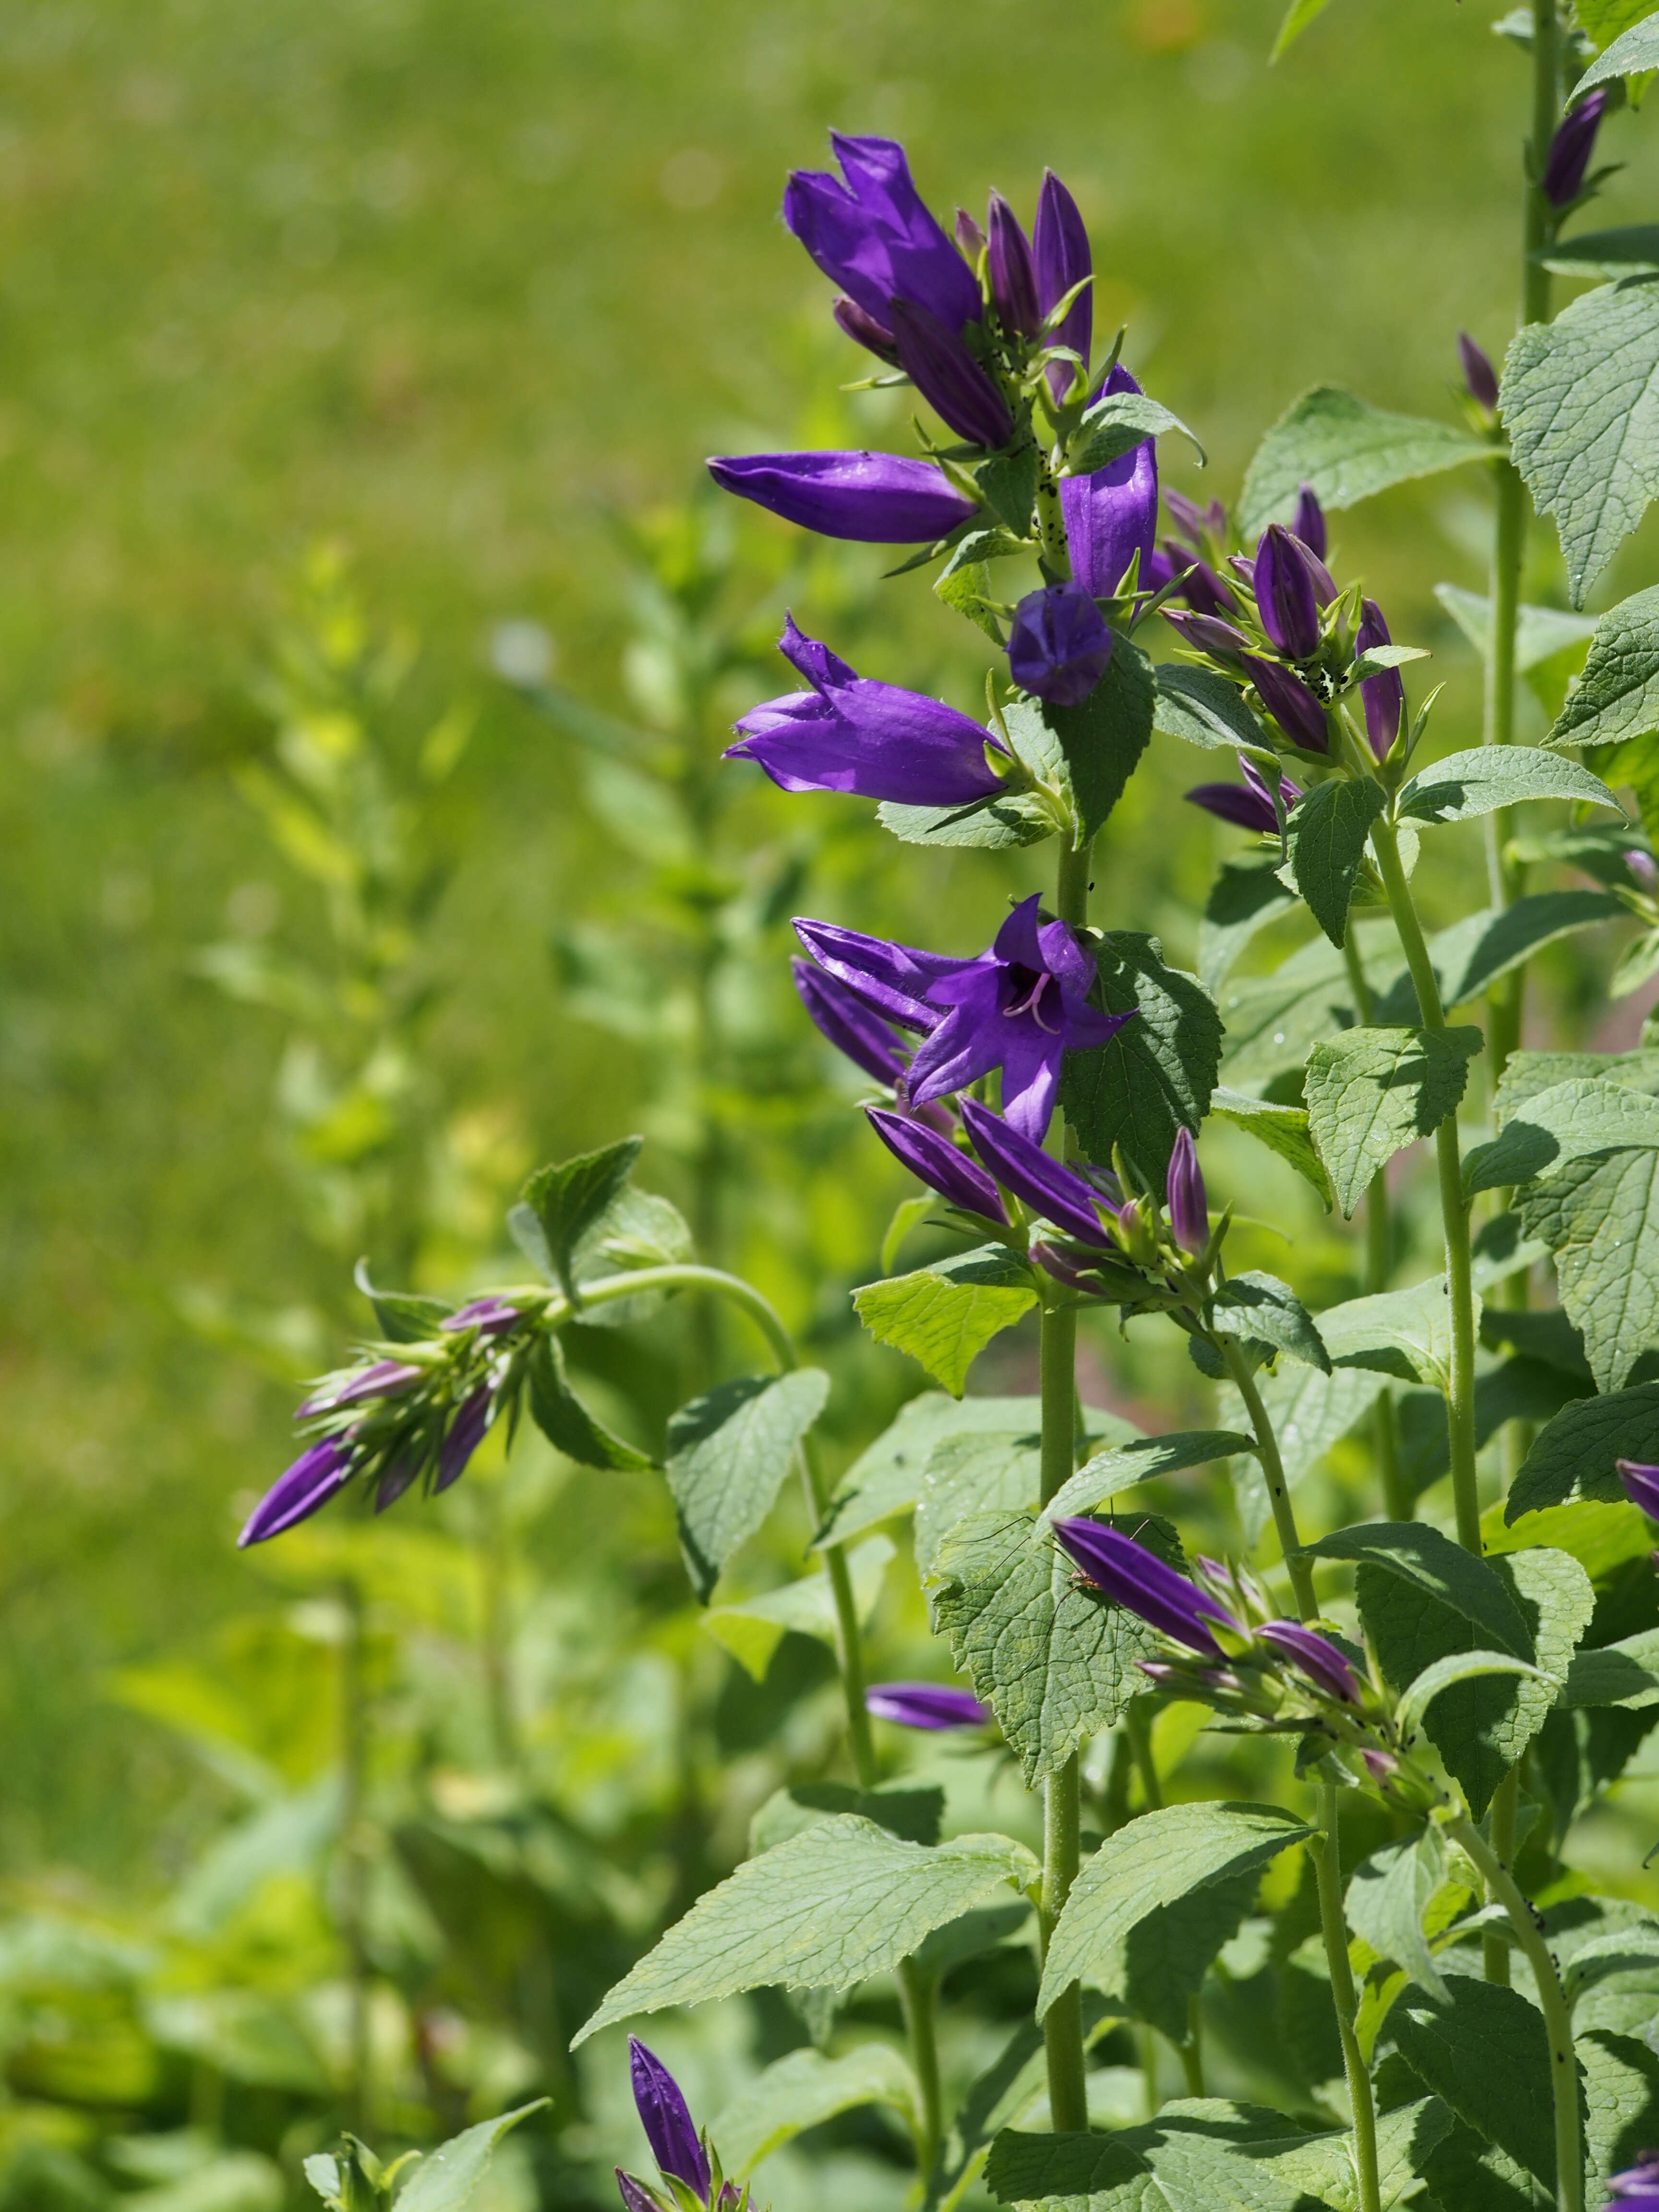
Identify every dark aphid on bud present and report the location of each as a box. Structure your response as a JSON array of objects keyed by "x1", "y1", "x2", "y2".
[{"x1": 1246, "y1": 655, "x2": 1330, "y2": 754}]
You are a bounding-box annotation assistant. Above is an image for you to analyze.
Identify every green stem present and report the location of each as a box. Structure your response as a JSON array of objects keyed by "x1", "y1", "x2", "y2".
[
  {"x1": 1035, "y1": 450, "x2": 1073, "y2": 580},
  {"x1": 1451, "y1": 1814, "x2": 1582, "y2": 2212},
  {"x1": 1178, "y1": 1996, "x2": 1205, "y2": 2098},
  {"x1": 1484, "y1": 1767, "x2": 1522, "y2": 1987},
  {"x1": 896, "y1": 1962, "x2": 943, "y2": 2173},
  {"x1": 1370, "y1": 820, "x2": 1483, "y2": 1552},
  {"x1": 1220, "y1": 1338, "x2": 1318, "y2": 1621},
  {"x1": 1314, "y1": 1780, "x2": 1382, "y2": 2212},
  {"x1": 1345, "y1": 932, "x2": 1409, "y2": 1519},
  {"x1": 1124, "y1": 1700, "x2": 1163, "y2": 1811}
]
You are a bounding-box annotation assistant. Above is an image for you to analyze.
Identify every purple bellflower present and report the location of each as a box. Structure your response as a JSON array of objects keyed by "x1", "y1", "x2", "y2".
[
  {"x1": 296, "y1": 1359, "x2": 421, "y2": 1418},
  {"x1": 1616, "y1": 1459, "x2": 1659, "y2": 1520},
  {"x1": 867, "y1": 1681, "x2": 989, "y2": 1729},
  {"x1": 1166, "y1": 1126, "x2": 1207, "y2": 1254},
  {"x1": 239, "y1": 1437, "x2": 351, "y2": 1547},
  {"x1": 1608, "y1": 2156, "x2": 1659, "y2": 2207},
  {"x1": 705, "y1": 451, "x2": 978, "y2": 545},
  {"x1": 1034, "y1": 170, "x2": 1092, "y2": 405},
  {"x1": 1007, "y1": 583, "x2": 1115, "y2": 705},
  {"x1": 866, "y1": 1106, "x2": 1009, "y2": 1223},
  {"x1": 1290, "y1": 483, "x2": 1327, "y2": 561},
  {"x1": 784, "y1": 134, "x2": 981, "y2": 351},
  {"x1": 1247, "y1": 655, "x2": 1330, "y2": 754},
  {"x1": 629, "y1": 2038, "x2": 711, "y2": 2201},
  {"x1": 375, "y1": 1453, "x2": 421, "y2": 1514},
  {"x1": 1459, "y1": 331, "x2": 1499, "y2": 410},
  {"x1": 1185, "y1": 752, "x2": 1302, "y2": 835},
  {"x1": 1254, "y1": 523, "x2": 1329, "y2": 659},
  {"x1": 794, "y1": 958, "x2": 907, "y2": 1084},
  {"x1": 1063, "y1": 364, "x2": 1159, "y2": 597},
  {"x1": 1356, "y1": 599, "x2": 1405, "y2": 762},
  {"x1": 727, "y1": 616, "x2": 1009, "y2": 806},
  {"x1": 1257, "y1": 1620, "x2": 1361, "y2": 1705},
  {"x1": 890, "y1": 297, "x2": 1015, "y2": 448},
  {"x1": 1543, "y1": 89, "x2": 1609, "y2": 211},
  {"x1": 436, "y1": 1388, "x2": 491, "y2": 1492},
  {"x1": 1052, "y1": 1518, "x2": 1241, "y2": 1655},
  {"x1": 959, "y1": 1097, "x2": 1120, "y2": 1248},
  {"x1": 442, "y1": 1297, "x2": 521, "y2": 1336},
  {"x1": 986, "y1": 191, "x2": 1041, "y2": 337}
]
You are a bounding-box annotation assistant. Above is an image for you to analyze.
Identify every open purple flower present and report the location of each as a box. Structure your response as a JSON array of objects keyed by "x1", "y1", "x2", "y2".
[
  {"x1": 793, "y1": 918, "x2": 955, "y2": 1033},
  {"x1": 727, "y1": 616, "x2": 1008, "y2": 806},
  {"x1": 1246, "y1": 656, "x2": 1330, "y2": 754},
  {"x1": 1185, "y1": 753, "x2": 1302, "y2": 835},
  {"x1": 296, "y1": 1360, "x2": 422, "y2": 1418},
  {"x1": 891, "y1": 298, "x2": 1014, "y2": 448},
  {"x1": 629, "y1": 2038, "x2": 711, "y2": 2201},
  {"x1": 1257, "y1": 1620, "x2": 1360, "y2": 1705},
  {"x1": 240, "y1": 1437, "x2": 351, "y2": 1547},
  {"x1": 1356, "y1": 599, "x2": 1405, "y2": 762},
  {"x1": 1052, "y1": 1519, "x2": 1240, "y2": 1655},
  {"x1": 1166, "y1": 1127, "x2": 1207, "y2": 1254},
  {"x1": 1062, "y1": 364, "x2": 1159, "y2": 597},
  {"x1": 1459, "y1": 331, "x2": 1499, "y2": 410},
  {"x1": 1007, "y1": 584, "x2": 1115, "y2": 705},
  {"x1": 1034, "y1": 170, "x2": 1092, "y2": 404},
  {"x1": 706, "y1": 452, "x2": 977, "y2": 545},
  {"x1": 1617, "y1": 1460, "x2": 1659, "y2": 1520},
  {"x1": 1543, "y1": 89, "x2": 1609, "y2": 210},
  {"x1": 795, "y1": 959, "x2": 907, "y2": 1084},
  {"x1": 866, "y1": 1107, "x2": 1009, "y2": 1224},
  {"x1": 784, "y1": 133, "x2": 981, "y2": 351},
  {"x1": 867, "y1": 1681, "x2": 989, "y2": 1730},
  {"x1": 959, "y1": 1097, "x2": 1120, "y2": 1247}
]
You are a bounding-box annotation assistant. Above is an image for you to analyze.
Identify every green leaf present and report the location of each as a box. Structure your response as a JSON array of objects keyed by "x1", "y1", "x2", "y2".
[
  {"x1": 881, "y1": 1194, "x2": 936, "y2": 1276},
  {"x1": 1395, "y1": 745, "x2": 1622, "y2": 825},
  {"x1": 913, "y1": 1429, "x2": 1047, "y2": 1574},
  {"x1": 1059, "y1": 933, "x2": 1223, "y2": 1185},
  {"x1": 664, "y1": 1369, "x2": 830, "y2": 1601},
  {"x1": 1395, "y1": 1647, "x2": 1559, "y2": 1742},
  {"x1": 528, "y1": 1334, "x2": 653, "y2": 1471},
  {"x1": 396, "y1": 2104, "x2": 549, "y2": 2212},
  {"x1": 711, "y1": 2045, "x2": 920, "y2": 2179},
  {"x1": 1070, "y1": 391, "x2": 1204, "y2": 474},
  {"x1": 1239, "y1": 385, "x2": 1488, "y2": 539},
  {"x1": 1418, "y1": 2122, "x2": 1541, "y2": 2212},
  {"x1": 976, "y1": 441, "x2": 1041, "y2": 536},
  {"x1": 1550, "y1": 584, "x2": 1659, "y2": 750},
  {"x1": 1153, "y1": 662, "x2": 1273, "y2": 753},
  {"x1": 1038, "y1": 1803, "x2": 1313, "y2": 2038},
  {"x1": 1270, "y1": 0, "x2": 1338, "y2": 59},
  {"x1": 1383, "y1": 892, "x2": 1630, "y2": 1020},
  {"x1": 1218, "y1": 1364, "x2": 1389, "y2": 1548},
  {"x1": 928, "y1": 1509, "x2": 1172, "y2": 1785},
  {"x1": 878, "y1": 792, "x2": 1058, "y2": 850},
  {"x1": 1466, "y1": 1074, "x2": 1659, "y2": 1198},
  {"x1": 703, "y1": 1537, "x2": 893, "y2": 1682},
  {"x1": 1305, "y1": 1024, "x2": 1483, "y2": 1218},
  {"x1": 1563, "y1": 1626, "x2": 1659, "y2": 1710},
  {"x1": 1519, "y1": 1146, "x2": 1659, "y2": 1388},
  {"x1": 749, "y1": 1779, "x2": 945, "y2": 1854},
  {"x1": 1497, "y1": 1047, "x2": 1659, "y2": 1118},
  {"x1": 1209, "y1": 1270, "x2": 1332, "y2": 1371},
  {"x1": 853, "y1": 1246, "x2": 1039, "y2": 1397},
  {"x1": 1584, "y1": 2028, "x2": 1659, "y2": 2206},
  {"x1": 519, "y1": 1136, "x2": 644, "y2": 1300},
  {"x1": 1503, "y1": 280, "x2": 1659, "y2": 606},
  {"x1": 1040, "y1": 1430, "x2": 1256, "y2": 1522},
  {"x1": 1579, "y1": 0, "x2": 1658, "y2": 47},
  {"x1": 1305, "y1": 1522, "x2": 1532, "y2": 1651},
  {"x1": 1345, "y1": 1831, "x2": 1451, "y2": 2003},
  {"x1": 572, "y1": 1814, "x2": 1039, "y2": 2043},
  {"x1": 1215, "y1": 921, "x2": 1400, "y2": 1087},
  {"x1": 1433, "y1": 582, "x2": 1599, "y2": 671},
  {"x1": 1390, "y1": 1977, "x2": 1557, "y2": 2188},
  {"x1": 351, "y1": 1259, "x2": 452, "y2": 1344},
  {"x1": 935, "y1": 556, "x2": 1000, "y2": 644},
  {"x1": 1208, "y1": 1087, "x2": 1334, "y2": 1209},
  {"x1": 1541, "y1": 224, "x2": 1659, "y2": 279},
  {"x1": 1577, "y1": 4, "x2": 1659, "y2": 88},
  {"x1": 1317, "y1": 1275, "x2": 1482, "y2": 1391},
  {"x1": 1508, "y1": 1379, "x2": 1659, "y2": 1518},
  {"x1": 1198, "y1": 855, "x2": 1298, "y2": 996},
  {"x1": 1283, "y1": 778, "x2": 1386, "y2": 948},
  {"x1": 1006, "y1": 637, "x2": 1154, "y2": 844}
]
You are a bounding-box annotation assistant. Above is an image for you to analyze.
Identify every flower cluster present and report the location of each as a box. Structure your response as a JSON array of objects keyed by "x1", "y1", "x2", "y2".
[{"x1": 616, "y1": 2039, "x2": 747, "y2": 2212}]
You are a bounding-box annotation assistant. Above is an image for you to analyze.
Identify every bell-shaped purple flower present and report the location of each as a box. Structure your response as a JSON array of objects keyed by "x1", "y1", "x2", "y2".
[
  {"x1": 727, "y1": 616, "x2": 1008, "y2": 806},
  {"x1": 959, "y1": 1098, "x2": 1119, "y2": 1248},
  {"x1": 1543, "y1": 89, "x2": 1609, "y2": 211},
  {"x1": 890, "y1": 298, "x2": 1014, "y2": 449},
  {"x1": 1185, "y1": 753, "x2": 1302, "y2": 835},
  {"x1": 1257, "y1": 1620, "x2": 1361, "y2": 1705},
  {"x1": 1608, "y1": 2156, "x2": 1659, "y2": 2206},
  {"x1": 436, "y1": 1389, "x2": 491, "y2": 1493},
  {"x1": 1164, "y1": 608, "x2": 1253, "y2": 662},
  {"x1": 1616, "y1": 1459, "x2": 1659, "y2": 1520},
  {"x1": 1290, "y1": 483, "x2": 1327, "y2": 562},
  {"x1": 986, "y1": 191, "x2": 1040, "y2": 338},
  {"x1": 240, "y1": 1437, "x2": 351, "y2": 1547},
  {"x1": 832, "y1": 296, "x2": 899, "y2": 364},
  {"x1": 795, "y1": 959, "x2": 907, "y2": 1084},
  {"x1": 866, "y1": 1682, "x2": 989, "y2": 1730},
  {"x1": 1166, "y1": 1127, "x2": 1207, "y2": 1254},
  {"x1": 866, "y1": 1106, "x2": 1009, "y2": 1224},
  {"x1": 793, "y1": 918, "x2": 955, "y2": 1033},
  {"x1": 1253, "y1": 524, "x2": 1327, "y2": 659},
  {"x1": 1034, "y1": 170, "x2": 1092, "y2": 405},
  {"x1": 706, "y1": 451, "x2": 978, "y2": 546},
  {"x1": 296, "y1": 1360, "x2": 422, "y2": 1418},
  {"x1": 629, "y1": 2038, "x2": 711, "y2": 2201},
  {"x1": 1062, "y1": 364, "x2": 1159, "y2": 598},
  {"x1": 1356, "y1": 599, "x2": 1405, "y2": 762},
  {"x1": 784, "y1": 134, "x2": 981, "y2": 347},
  {"x1": 1246, "y1": 656, "x2": 1330, "y2": 754},
  {"x1": 1459, "y1": 331, "x2": 1499, "y2": 410},
  {"x1": 1007, "y1": 584, "x2": 1115, "y2": 705},
  {"x1": 1052, "y1": 1518, "x2": 1240, "y2": 1655}
]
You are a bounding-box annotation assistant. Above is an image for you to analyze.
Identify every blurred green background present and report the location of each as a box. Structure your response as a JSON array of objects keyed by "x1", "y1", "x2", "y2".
[{"x1": 6, "y1": 0, "x2": 1659, "y2": 2202}]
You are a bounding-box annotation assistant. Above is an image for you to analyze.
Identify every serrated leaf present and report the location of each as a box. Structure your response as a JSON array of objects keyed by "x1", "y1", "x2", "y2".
[
  {"x1": 1395, "y1": 744, "x2": 1621, "y2": 824},
  {"x1": 520, "y1": 1136, "x2": 643, "y2": 1300},
  {"x1": 1038, "y1": 1803, "x2": 1312, "y2": 2038},
  {"x1": 1317, "y1": 1275, "x2": 1480, "y2": 1391},
  {"x1": 1153, "y1": 662, "x2": 1273, "y2": 753},
  {"x1": 1380, "y1": 892, "x2": 1629, "y2": 1022},
  {"x1": 1070, "y1": 391, "x2": 1204, "y2": 473},
  {"x1": 528, "y1": 1334, "x2": 654, "y2": 1471},
  {"x1": 913, "y1": 1430, "x2": 1046, "y2": 1574},
  {"x1": 1198, "y1": 856, "x2": 1298, "y2": 995},
  {"x1": 1304, "y1": 1024, "x2": 1482, "y2": 1218},
  {"x1": 395, "y1": 2104, "x2": 549, "y2": 2212},
  {"x1": 878, "y1": 792, "x2": 1058, "y2": 849},
  {"x1": 1058, "y1": 932, "x2": 1223, "y2": 1185},
  {"x1": 1209, "y1": 1270, "x2": 1331, "y2": 1371},
  {"x1": 1503, "y1": 281, "x2": 1659, "y2": 606},
  {"x1": 1509, "y1": 1378, "x2": 1659, "y2": 1518},
  {"x1": 1578, "y1": 4, "x2": 1659, "y2": 88},
  {"x1": 1519, "y1": 1146, "x2": 1659, "y2": 1389},
  {"x1": 1497, "y1": 1047, "x2": 1659, "y2": 1118},
  {"x1": 1390, "y1": 1978, "x2": 1557, "y2": 2188},
  {"x1": 1222, "y1": 1362, "x2": 1389, "y2": 1487},
  {"x1": 664, "y1": 1369, "x2": 830, "y2": 1601},
  {"x1": 1208, "y1": 1087, "x2": 1334, "y2": 1209},
  {"x1": 1584, "y1": 2028, "x2": 1659, "y2": 2205},
  {"x1": 853, "y1": 1247, "x2": 1038, "y2": 1397},
  {"x1": 572, "y1": 1814, "x2": 1039, "y2": 2043},
  {"x1": 1396, "y1": 1648, "x2": 1558, "y2": 1742},
  {"x1": 1215, "y1": 921, "x2": 1400, "y2": 1087},
  {"x1": 1283, "y1": 779, "x2": 1386, "y2": 948},
  {"x1": 711, "y1": 2044, "x2": 920, "y2": 2179},
  {"x1": 1305, "y1": 1522, "x2": 1531, "y2": 1651},
  {"x1": 1563, "y1": 1626, "x2": 1659, "y2": 1710},
  {"x1": 1466, "y1": 1074, "x2": 1659, "y2": 1198},
  {"x1": 935, "y1": 555, "x2": 1000, "y2": 643},
  {"x1": 703, "y1": 1537, "x2": 893, "y2": 1682},
  {"x1": 1418, "y1": 2120, "x2": 1541, "y2": 2212},
  {"x1": 1550, "y1": 584, "x2": 1659, "y2": 750},
  {"x1": 928, "y1": 1509, "x2": 1172, "y2": 1785},
  {"x1": 1433, "y1": 582, "x2": 1599, "y2": 670},
  {"x1": 1005, "y1": 637, "x2": 1154, "y2": 844},
  {"x1": 1239, "y1": 385, "x2": 1488, "y2": 539},
  {"x1": 977, "y1": 441, "x2": 1041, "y2": 535},
  {"x1": 1346, "y1": 1831, "x2": 1450, "y2": 2003},
  {"x1": 1040, "y1": 1430, "x2": 1256, "y2": 1522}
]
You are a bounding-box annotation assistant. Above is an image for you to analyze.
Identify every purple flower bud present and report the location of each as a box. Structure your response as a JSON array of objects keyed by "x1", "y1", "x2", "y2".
[
  {"x1": 1356, "y1": 599, "x2": 1405, "y2": 763},
  {"x1": 441, "y1": 1298, "x2": 521, "y2": 1336},
  {"x1": 1362, "y1": 1748, "x2": 1400, "y2": 1786},
  {"x1": 1030, "y1": 1240, "x2": 1121, "y2": 1294},
  {"x1": 1459, "y1": 331, "x2": 1499, "y2": 410},
  {"x1": 706, "y1": 452, "x2": 978, "y2": 545},
  {"x1": 1257, "y1": 1619, "x2": 1361, "y2": 1705},
  {"x1": 1165, "y1": 489, "x2": 1224, "y2": 549},
  {"x1": 716, "y1": 2189, "x2": 742, "y2": 2212},
  {"x1": 1246, "y1": 656, "x2": 1330, "y2": 754},
  {"x1": 986, "y1": 192, "x2": 1041, "y2": 338},
  {"x1": 1164, "y1": 607, "x2": 1253, "y2": 661},
  {"x1": 794, "y1": 958, "x2": 907, "y2": 1084},
  {"x1": 1290, "y1": 483, "x2": 1327, "y2": 562},
  {"x1": 832, "y1": 295, "x2": 899, "y2": 364},
  {"x1": 1185, "y1": 753, "x2": 1302, "y2": 835},
  {"x1": 955, "y1": 206, "x2": 986, "y2": 260},
  {"x1": 1052, "y1": 1518, "x2": 1240, "y2": 1655},
  {"x1": 436, "y1": 1389, "x2": 491, "y2": 1493},
  {"x1": 1543, "y1": 89, "x2": 1609, "y2": 211},
  {"x1": 616, "y1": 2172, "x2": 664, "y2": 2212},
  {"x1": 239, "y1": 1437, "x2": 351, "y2": 1547},
  {"x1": 1062, "y1": 364, "x2": 1158, "y2": 596},
  {"x1": 1628, "y1": 849, "x2": 1659, "y2": 890},
  {"x1": 890, "y1": 298, "x2": 1014, "y2": 449},
  {"x1": 1163, "y1": 547, "x2": 1236, "y2": 620},
  {"x1": 959, "y1": 1097, "x2": 1121, "y2": 1249},
  {"x1": 783, "y1": 135, "x2": 981, "y2": 338},
  {"x1": 866, "y1": 1681, "x2": 989, "y2": 1730},
  {"x1": 1253, "y1": 523, "x2": 1325, "y2": 659},
  {"x1": 866, "y1": 1106, "x2": 1009, "y2": 1224},
  {"x1": 1006, "y1": 584, "x2": 1116, "y2": 705},
  {"x1": 374, "y1": 1453, "x2": 421, "y2": 1514},
  {"x1": 1034, "y1": 170, "x2": 1092, "y2": 406},
  {"x1": 296, "y1": 1360, "x2": 423, "y2": 1418},
  {"x1": 1617, "y1": 1459, "x2": 1659, "y2": 1520},
  {"x1": 1166, "y1": 1126, "x2": 1208, "y2": 1254},
  {"x1": 629, "y1": 2039, "x2": 710, "y2": 2200},
  {"x1": 1609, "y1": 2155, "x2": 1659, "y2": 2205}
]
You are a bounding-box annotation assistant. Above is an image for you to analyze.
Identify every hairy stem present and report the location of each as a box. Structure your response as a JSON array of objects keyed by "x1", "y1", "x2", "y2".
[
  {"x1": 1370, "y1": 820, "x2": 1483, "y2": 1552},
  {"x1": 1451, "y1": 1814, "x2": 1582, "y2": 2212},
  {"x1": 1219, "y1": 1338, "x2": 1318, "y2": 1621},
  {"x1": 1315, "y1": 1780, "x2": 1382, "y2": 2212}
]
